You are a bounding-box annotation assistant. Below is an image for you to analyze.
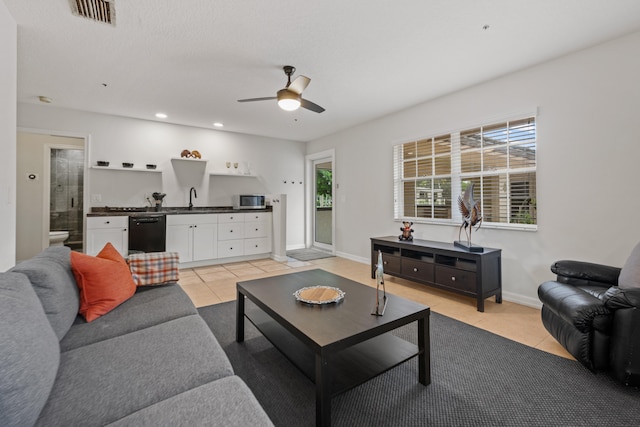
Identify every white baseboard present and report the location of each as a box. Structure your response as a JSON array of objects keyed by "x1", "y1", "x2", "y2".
[
  {"x1": 178, "y1": 253, "x2": 270, "y2": 268},
  {"x1": 286, "y1": 243, "x2": 306, "y2": 251},
  {"x1": 335, "y1": 251, "x2": 369, "y2": 265},
  {"x1": 501, "y1": 292, "x2": 542, "y2": 309}
]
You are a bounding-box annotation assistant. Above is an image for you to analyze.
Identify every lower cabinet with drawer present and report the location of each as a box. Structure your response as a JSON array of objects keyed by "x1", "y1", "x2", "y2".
[
  {"x1": 164, "y1": 211, "x2": 273, "y2": 264},
  {"x1": 87, "y1": 216, "x2": 129, "y2": 257},
  {"x1": 371, "y1": 236, "x2": 502, "y2": 312},
  {"x1": 217, "y1": 239, "x2": 245, "y2": 258},
  {"x1": 216, "y1": 212, "x2": 273, "y2": 259}
]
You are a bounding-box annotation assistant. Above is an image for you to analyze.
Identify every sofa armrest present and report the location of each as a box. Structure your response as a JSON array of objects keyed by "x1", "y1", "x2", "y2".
[
  {"x1": 538, "y1": 281, "x2": 613, "y2": 333},
  {"x1": 604, "y1": 287, "x2": 640, "y2": 310},
  {"x1": 551, "y1": 260, "x2": 621, "y2": 288}
]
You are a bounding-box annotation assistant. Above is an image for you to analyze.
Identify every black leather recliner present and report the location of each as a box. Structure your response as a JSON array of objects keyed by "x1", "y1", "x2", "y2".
[{"x1": 538, "y1": 260, "x2": 640, "y2": 386}]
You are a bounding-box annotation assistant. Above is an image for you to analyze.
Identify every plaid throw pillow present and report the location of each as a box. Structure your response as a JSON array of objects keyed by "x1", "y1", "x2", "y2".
[{"x1": 128, "y1": 252, "x2": 180, "y2": 286}]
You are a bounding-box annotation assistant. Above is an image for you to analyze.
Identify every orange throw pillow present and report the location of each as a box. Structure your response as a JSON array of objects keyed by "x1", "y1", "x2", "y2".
[{"x1": 71, "y1": 243, "x2": 136, "y2": 322}]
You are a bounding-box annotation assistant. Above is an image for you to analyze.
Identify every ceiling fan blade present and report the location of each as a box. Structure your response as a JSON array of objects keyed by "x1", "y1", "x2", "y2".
[
  {"x1": 237, "y1": 97, "x2": 277, "y2": 103},
  {"x1": 287, "y1": 75, "x2": 310, "y2": 95},
  {"x1": 300, "y1": 98, "x2": 325, "y2": 113}
]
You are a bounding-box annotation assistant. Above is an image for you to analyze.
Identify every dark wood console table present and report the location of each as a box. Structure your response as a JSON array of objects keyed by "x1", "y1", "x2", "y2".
[{"x1": 371, "y1": 236, "x2": 502, "y2": 312}]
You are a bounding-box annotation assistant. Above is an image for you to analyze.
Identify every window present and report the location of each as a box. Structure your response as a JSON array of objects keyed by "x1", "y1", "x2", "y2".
[{"x1": 394, "y1": 117, "x2": 536, "y2": 228}]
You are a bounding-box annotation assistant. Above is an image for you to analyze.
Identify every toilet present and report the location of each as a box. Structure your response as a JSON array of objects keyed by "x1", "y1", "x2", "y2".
[{"x1": 49, "y1": 231, "x2": 69, "y2": 247}]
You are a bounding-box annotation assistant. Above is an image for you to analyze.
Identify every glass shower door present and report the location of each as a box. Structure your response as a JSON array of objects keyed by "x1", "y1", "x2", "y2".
[{"x1": 50, "y1": 148, "x2": 84, "y2": 251}]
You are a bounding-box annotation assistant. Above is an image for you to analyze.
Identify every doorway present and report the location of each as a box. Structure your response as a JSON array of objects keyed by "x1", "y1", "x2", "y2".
[
  {"x1": 314, "y1": 160, "x2": 332, "y2": 247},
  {"x1": 306, "y1": 150, "x2": 335, "y2": 253},
  {"x1": 16, "y1": 132, "x2": 86, "y2": 261}
]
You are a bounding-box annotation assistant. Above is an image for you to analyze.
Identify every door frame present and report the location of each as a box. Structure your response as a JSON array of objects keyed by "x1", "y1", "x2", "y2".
[
  {"x1": 18, "y1": 127, "x2": 90, "y2": 252},
  {"x1": 305, "y1": 149, "x2": 335, "y2": 253}
]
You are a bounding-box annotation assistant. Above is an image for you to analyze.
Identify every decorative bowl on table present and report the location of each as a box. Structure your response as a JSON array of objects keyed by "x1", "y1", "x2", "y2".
[{"x1": 293, "y1": 286, "x2": 345, "y2": 305}]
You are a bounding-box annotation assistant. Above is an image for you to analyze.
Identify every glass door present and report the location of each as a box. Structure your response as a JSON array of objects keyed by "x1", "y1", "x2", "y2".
[{"x1": 313, "y1": 159, "x2": 333, "y2": 250}]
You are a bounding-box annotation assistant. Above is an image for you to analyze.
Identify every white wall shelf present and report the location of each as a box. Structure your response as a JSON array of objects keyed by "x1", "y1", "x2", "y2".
[
  {"x1": 171, "y1": 157, "x2": 208, "y2": 163},
  {"x1": 91, "y1": 166, "x2": 162, "y2": 173},
  {"x1": 210, "y1": 172, "x2": 257, "y2": 177}
]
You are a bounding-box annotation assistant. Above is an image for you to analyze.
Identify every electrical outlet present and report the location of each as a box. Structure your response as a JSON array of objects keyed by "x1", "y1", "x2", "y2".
[{"x1": 91, "y1": 194, "x2": 102, "y2": 203}]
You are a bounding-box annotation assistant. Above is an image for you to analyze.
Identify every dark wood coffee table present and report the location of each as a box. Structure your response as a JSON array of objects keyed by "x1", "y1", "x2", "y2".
[{"x1": 236, "y1": 269, "x2": 430, "y2": 427}]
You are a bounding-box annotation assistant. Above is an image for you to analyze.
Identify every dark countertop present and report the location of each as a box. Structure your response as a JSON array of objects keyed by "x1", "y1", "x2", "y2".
[{"x1": 87, "y1": 206, "x2": 273, "y2": 217}]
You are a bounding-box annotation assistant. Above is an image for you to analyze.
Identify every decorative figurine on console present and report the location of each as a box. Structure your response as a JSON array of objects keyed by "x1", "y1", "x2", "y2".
[
  {"x1": 372, "y1": 250, "x2": 387, "y2": 316},
  {"x1": 399, "y1": 221, "x2": 414, "y2": 241},
  {"x1": 455, "y1": 183, "x2": 484, "y2": 252}
]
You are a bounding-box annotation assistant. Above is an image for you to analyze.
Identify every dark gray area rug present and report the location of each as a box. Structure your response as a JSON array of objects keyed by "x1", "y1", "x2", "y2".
[
  {"x1": 286, "y1": 248, "x2": 335, "y2": 261},
  {"x1": 198, "y1": 301, "x2": 640, "y2": 426}
]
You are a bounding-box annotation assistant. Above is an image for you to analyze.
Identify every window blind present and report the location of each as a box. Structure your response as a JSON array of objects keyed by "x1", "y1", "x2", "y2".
[{"x1": 393, "y1": 116, "x2": 536, "y2": 227}]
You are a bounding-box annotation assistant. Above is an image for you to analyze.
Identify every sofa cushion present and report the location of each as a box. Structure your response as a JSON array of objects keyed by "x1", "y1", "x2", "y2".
[
  {"x1": 10, "y1": 246, "x2": 79, "y2": 340},
  {"x1": 128, "y1": 251, "x2": 180, "y2": 286},
  {"x1": 71, "y1": 243, "x2": 136, "y2": 322},
  {"x1": 0, "y1": 272, "x2": 60, "y2": 427},
  {"x1": 60, "y1": 284, "x2": 197, "y2": 352},
  {"x1": 106, "y1": 376, "x2": 273, "y2": 427},
  {"x1": 619, "y1": 241, "x2": 640, "y2": 289},
  {"x1": 36, "y1": 315, "x2": 234, "y2": 426}
]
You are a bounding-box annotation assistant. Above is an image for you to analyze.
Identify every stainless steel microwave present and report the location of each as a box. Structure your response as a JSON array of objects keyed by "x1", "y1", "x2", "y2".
[{"x1": 233, "y1": 194, "x2": 266, "y2": 210}]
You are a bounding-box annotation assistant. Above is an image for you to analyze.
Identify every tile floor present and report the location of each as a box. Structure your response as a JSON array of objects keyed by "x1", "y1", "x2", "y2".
[{"x1": 178, "y1": 256, "x2": 573, "y2": 360}]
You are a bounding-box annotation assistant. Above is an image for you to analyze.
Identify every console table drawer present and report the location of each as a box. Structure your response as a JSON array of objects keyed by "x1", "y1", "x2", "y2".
[
  {"x1": 401, "y1": 258, "x2": 434, "y2": 282},
  {"x1": 378, "y1": 253, "x2": 400, "y2": 275},
  {"x1": 435, "y1": 266, "x2": 476, "y2": 293}
]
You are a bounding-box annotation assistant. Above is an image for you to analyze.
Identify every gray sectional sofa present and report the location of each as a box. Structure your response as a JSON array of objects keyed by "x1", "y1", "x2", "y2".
[{"x1": 1, "y1": 246, "x2": 273, "y2": 426}]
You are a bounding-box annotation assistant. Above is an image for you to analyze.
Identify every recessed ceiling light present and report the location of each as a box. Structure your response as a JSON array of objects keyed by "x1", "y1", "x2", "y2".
[
  {"x1": 155, "y1": 113, "x2": 167, "y2": 119},
  {"x1": 213, "y1": 122, "x2": 224, "y2": 128}
]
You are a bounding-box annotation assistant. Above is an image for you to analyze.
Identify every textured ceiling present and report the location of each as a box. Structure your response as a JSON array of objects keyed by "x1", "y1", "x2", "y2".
[{"x1": 5, "y1": 0, "x2": 640, "y2": 142}]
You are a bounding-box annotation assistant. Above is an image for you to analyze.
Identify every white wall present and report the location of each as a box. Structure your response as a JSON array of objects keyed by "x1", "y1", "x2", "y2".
[
  {"x1": 0, "y1": 2, "x2": 16, "y2": 270},
  {"x1": 307, "y1": 31, "x2": 640, "y2": 307},
  {"x1": 17, "y1": 105, "x2": 306, "y2": 249}
]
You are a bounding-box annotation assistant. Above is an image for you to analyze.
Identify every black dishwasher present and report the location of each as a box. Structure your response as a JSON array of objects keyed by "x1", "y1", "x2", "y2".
[{"x1": 128, "y1": 214, "x2": 166, "y2": 253}]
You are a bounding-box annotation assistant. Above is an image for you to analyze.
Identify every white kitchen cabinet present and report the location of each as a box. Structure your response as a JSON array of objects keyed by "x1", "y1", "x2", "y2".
[
  {"x1": 217, "y1": 239, "x2": 245, "y2": 258},
  {"x1": 244, "y1": 237, "x2": 270, "y2": 255},
  {"x1": 86, "y1": 216, "x2": 128, "y2": 257},
  {"x1": 166, "y1": 211, "x2": 272, "y2": 263},
  {"x1": 216, "y1": 212, "x2": 272, "y2": 258},
  {"x1": 244, "y1": 212, "x2": 272, "y2": 256},
  {"x1": 244, "y1": 212, "x2": 270, "y2": 239},
  {"x1": 217, "y1": 214, "x2": 245, "y2": 257},
  {"x1": 192, "y1": 223, "x2": 217, "y2": 261},
  {"x1": 217, "y1": 222, "x2": 245, "y2": 241},
  {"x1": 217, "y1": 213, "x2": 244, "y2": 224},
  {"x1": 166, "y1": 214, "x2": 218, "y2": 263}
]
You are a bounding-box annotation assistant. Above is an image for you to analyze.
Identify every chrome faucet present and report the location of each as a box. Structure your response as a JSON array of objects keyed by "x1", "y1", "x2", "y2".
[{"x1": 189, "y1": 187, "x2": 197, "y2": 210}]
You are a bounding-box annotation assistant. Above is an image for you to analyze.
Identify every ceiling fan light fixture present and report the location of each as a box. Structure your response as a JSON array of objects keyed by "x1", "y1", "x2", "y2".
[{"x1": 277, "y1": 89, "x2": 301, "y2": 111}]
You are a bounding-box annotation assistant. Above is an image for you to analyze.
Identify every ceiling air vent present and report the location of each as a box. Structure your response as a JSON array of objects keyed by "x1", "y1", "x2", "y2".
[{"x1": 70, "y1": 0, "x2": 116, "y2": 26}]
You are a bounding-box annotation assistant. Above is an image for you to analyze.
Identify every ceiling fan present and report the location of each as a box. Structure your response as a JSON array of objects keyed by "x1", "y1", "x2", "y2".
[{"x1": 238, "y1": 66, "x2": 325, "y2": 113}]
